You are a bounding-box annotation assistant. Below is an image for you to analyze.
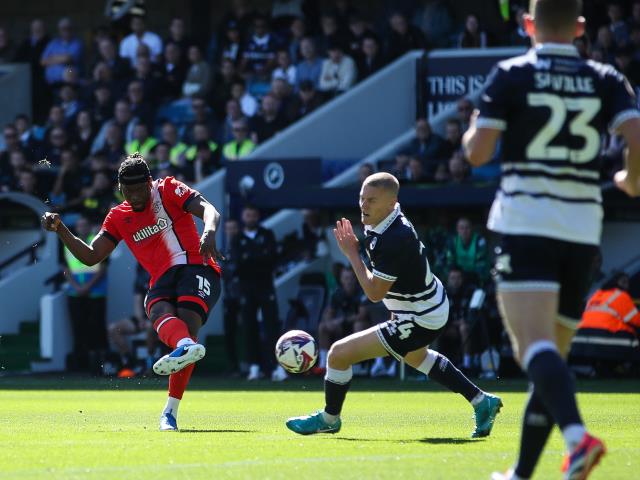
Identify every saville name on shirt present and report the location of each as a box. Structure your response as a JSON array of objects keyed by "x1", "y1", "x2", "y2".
[{"x1": 534, "y1": 72, "x2": 595, "y2": 93}]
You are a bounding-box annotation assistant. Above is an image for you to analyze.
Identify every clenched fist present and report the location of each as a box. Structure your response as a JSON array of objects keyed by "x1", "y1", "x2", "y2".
[{"x1": 41, "y1": 212, "x2": 61, "y2": 232}]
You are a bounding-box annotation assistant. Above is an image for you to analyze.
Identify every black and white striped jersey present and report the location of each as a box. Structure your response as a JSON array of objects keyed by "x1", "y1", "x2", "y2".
[
  {"x1": 477, "y1": 43, "x2": 640, "y2": 245},
  {"x1": 364, "y1": 204, "x2": 448, "y2": 329}
]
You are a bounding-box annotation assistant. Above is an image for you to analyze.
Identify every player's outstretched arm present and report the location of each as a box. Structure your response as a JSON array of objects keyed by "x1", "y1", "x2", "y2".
[
  {"x1": 614, "y1": 117, "x2": 640, "y2": 197},
  {"x1": 186, "y1": 196, "x2": 225, "y2": 261},
  {"x1": 41, "y1": 212, "x2": 115, "y2": 266}
]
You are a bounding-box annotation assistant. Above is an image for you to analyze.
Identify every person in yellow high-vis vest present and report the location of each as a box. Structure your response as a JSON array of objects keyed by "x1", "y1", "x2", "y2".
[
  {"x1": 222, "y1": 118, "x2": 256, "y2": 162},
  {"x1": 63, "y1": 216, "x2": 108, "y2": 373},
  {"x1": 126, "y1": 123, "x2": 158, "y2": 158}
]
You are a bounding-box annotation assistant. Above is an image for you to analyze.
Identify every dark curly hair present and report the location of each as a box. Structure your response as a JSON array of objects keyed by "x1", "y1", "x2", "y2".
[{"x1": 118, "y1": 153, "x2": 151, "y2": 185}]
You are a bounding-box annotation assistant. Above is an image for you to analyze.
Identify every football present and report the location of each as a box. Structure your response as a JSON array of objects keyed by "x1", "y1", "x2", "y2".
[{"x1": 275, "y1": 330, "x2": 318, "y2": 374}]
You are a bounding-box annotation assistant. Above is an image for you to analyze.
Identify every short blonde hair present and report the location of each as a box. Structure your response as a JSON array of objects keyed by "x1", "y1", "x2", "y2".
[{"x1": 363, "y1": 172, "x2": 399, "y2": 196}]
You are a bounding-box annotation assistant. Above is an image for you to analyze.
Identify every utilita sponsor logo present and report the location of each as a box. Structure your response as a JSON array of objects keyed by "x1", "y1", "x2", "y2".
[{"x1": 133, "y1": 218, "x2": 169, "y2": 242}]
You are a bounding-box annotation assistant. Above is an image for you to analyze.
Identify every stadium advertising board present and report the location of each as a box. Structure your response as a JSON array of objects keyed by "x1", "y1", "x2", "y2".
[{"x1": 424, "y1": 47, "x2": 526, "y2": 118}]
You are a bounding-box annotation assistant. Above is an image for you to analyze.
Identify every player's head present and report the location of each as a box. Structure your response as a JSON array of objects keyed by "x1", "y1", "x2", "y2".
[
  {"x1": 241, "y1": 204, "x2": 260, "y2": 231},
  {"x1": 359, "y1": 172, "x2": 399, "y2": 226},
  {"x1": 118, "y1": 153, "x2": 152, "y2": 212},
  {"x1": 526, "y1": 0, "x2": 584, "y2": 43}
]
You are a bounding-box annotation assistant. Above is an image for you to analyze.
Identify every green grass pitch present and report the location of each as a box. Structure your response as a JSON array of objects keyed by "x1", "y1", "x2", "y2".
[{"x1": 0, "y1": 377, "x2": 637, "y2": 479}]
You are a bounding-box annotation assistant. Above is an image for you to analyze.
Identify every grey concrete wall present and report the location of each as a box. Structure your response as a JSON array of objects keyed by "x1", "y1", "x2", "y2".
[{"x1": 0, "y1": 64, "x2": 31, "y2": 128}]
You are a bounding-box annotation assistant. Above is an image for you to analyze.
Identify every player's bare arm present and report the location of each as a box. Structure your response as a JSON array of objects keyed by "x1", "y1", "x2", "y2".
[
  {"x1": 614, "y1": 117, "x2": 640, "y2": 197},
  {"x1": 462, "y1": 109, "x2": 502, "y2": 167},
  {"x1": 41, "y1": 212, "x2": 116, "y2": 266},
  {"x1": 333, "y1": 218, "x2": 393, "y2": 302},
  {"x1": 185, "y1": 195, "x2": 225, "y2": 261}
]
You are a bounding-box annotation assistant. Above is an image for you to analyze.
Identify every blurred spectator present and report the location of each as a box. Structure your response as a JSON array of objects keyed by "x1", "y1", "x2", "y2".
[
  {"x1": 241, "y1": 14, "x2": 278, "y2": 80},
  {"x1": 125, "y1": 122, "x2": 157, "y2": 157},
  {"x1": 288, "y1": 17, "x2": 306, "y2": 64},
  {"x1": 43, "y1": 105, "x2": 66, "y2": 140},
  {"x1": 572, "y1": 272, "x2": 640, "y2": 377},
  {"x1": 219, "y1": 98, "x2": 245, "y2": 143},
  {"x1": 222, "y1": 218, "x2": 242, "y2": 376},
  {"x1": 57, "y1": 83, "x2": 83, "y2": 124},
  {"x1": 574, "y1": 35, "x2": 591, "y2": 59},
  {"x1": 594, "y1": 25, "x2": 616, "y2": 64},
  {"x1": 127, "y1": 80, "x2": 155, "y2": 128},
  {"x1": 286, "y1": 79, "x2": 324, "y2": 122},
  {"x1": 160, "y1": 42, "x2": 187, "y2": 100},
  {"x1": 631, "y1": 1, "x2": 640, "y2": 30},
  {"x1": 272, "y1": 48, "x2": 297, "y2": 86},
  {"x1": 446, "y1": 217, "x2": 489, "y2": 285},
  {"x1": 510, "y1": 7, "x2": 531, "y2": 48},
  {"x1": 15, "y1": 19, "x2": 50, "y2": 121},
  {"x1": 400, "y1": 118, "x2": 445, "y2": 177},
  {"x1": 219, "y1": 0, "x2": 256, "y2": 41},
  {"x1": 316, "y1": 13, "x2": 341, "y2": 57},
  {"x1": 191, "y1": 140, "x2": 219, "y2": 183},
  {"x1": 184, "y1": 123, "x2": 219, "y2": 174},
  {"x1": 404, "y1": 156, "x2": 429, "y2": 183},
  {"x1": 96, "y1": 123, "x2": 125, "y2": 166},
  {"x1": 223, "y1": 118, "x2": 256, "y2": 162},
  {"x1": 159, "y1": 121, "x2": 188, "y2": 167},
  {"x1": 92, "y1": 100, "x2": 135, "y2": 154},
  {"x1": 0, "y1": 150, "x2": 30, "y2": 192},
  {"x1": 90, "y1": 83, "x2": 114, "y2": 127},
  {"x1": 213, "y1": 59, "x2": 240, "y2": 115},
  {"x1": 182, "y1": 45, "x2": 213, "y2": 99},
  {"x1": 448, "y1": 152, "x2": 472, "y2": 185},
  {"x1": 132, "y1": 55, "x2": 162, "y2": 102},
  {"x1": 333, "y1": 0, "x2": 358, "y2": 34},
  {"x1": 270, "y1": 77, "x2": 294, "y2": 117},
  {"x1": 185, "y1": 97, "x2": 218, "y2": 142},
  {"x1": 119, "y1": 15, "x2": 162, "y2": 66},
  {"x1": 166, "y1": 17, "x2": 190, "y2": 52},
  {"x1": 42, "y1": 126, "x2": 69, "y2": 166},
  {"x1": 0, "y1": 27, "x2": 16, "y2": 63},
  {"x1": 63, "y1": 215, "x2": 108, "y2": 373},
  {"x1": 218, "y1": 20, "x2": 243, "y2": 66},
  {"x1": 70, "y1": 110, "x2": 97, "y2": 160},
  {"x1": 608, "y1": 1, "x2": 629, "y2": 47},
  {"x1": 41, "y1": 17, "x2": 84, "y2": 85},
  {"x1": 250, "y1": 93, "x2": 286, "y2": 144},
  {"x1": 357, "y1": 34, "x2": 385, "y2": 81},
  {"x1": 414, "y1": 0, "x2": 455, "y2": 49},
  {"x1": 14, "y1": 114, "x2": 39, "y2": 153},
  {"x1": 1, "y1": 124, "x2": 25, "y2": 168},
  {"x1": 347, "y1": 14, "x2": 374, "y2": 58},
  {"x1": 614, "y1": 45, "x2": 640, "y2": 86},
  {"x1": 458, "y1": 14, "x2": 488, "y2": 49},
  {"x1": 357, "y1": 162, "x2": 374, "y2": 184},
  {"x1": 231, "y1": 77, "x2": 259, "y2": 117},
  {"x1": 271, "y1": 0, "x2": 304, "y2": 32},
  {"x1": 96, "y1": 38, "x2": 131, "y2": 85},
  {"x1": 317, "y1": 267, "x2": 366, "y2": 371},
  {"x1": 442, "y1": 118, "x2": 463, "y2": 159},
  {"x1": 107, "y1": 263, "x2": 156, "y2": 374},
  {"x1": 296, "y1": 37, "x2": 324, "y2": 90},
  {"x1": 386, "y1": 12, "x2": 426, "y2": 61},
  {"x1": 80, "y1": 169, "x2": 117, "y2": 221},
  {"x1": 231, "y1": 205, "x2": 282, "y2": 381},
  {"x1": 51, "y1": 149, "x2": 91, "y2": 210},
  {"x1": 16, "y1": 168, "x2": 45, "y2": 199},
  {"x1": 300, "y1": 209, "x2": 328, "y2": 259},
  {"x1": 319, "y1": 37, "x2": 357, "y2": 95}
]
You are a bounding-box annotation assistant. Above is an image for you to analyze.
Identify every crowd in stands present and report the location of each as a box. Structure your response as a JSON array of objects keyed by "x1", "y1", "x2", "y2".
[{"x1": 2, "y1": 0, "x2": 639, "y2": 378}]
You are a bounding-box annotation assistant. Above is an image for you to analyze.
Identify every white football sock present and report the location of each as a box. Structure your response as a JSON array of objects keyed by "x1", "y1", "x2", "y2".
[
  {"x1": 163, "y1": 396, "x2": 180, "y2": 418},
  {"x1": 176, "y1": 338, "x2": 196, "y2": 348},
  {"x1": 562, "y1": 423, "x2": 586, "y2": 451},
  {"x1": 322, "y1": 411, "x2": 339, "y2": 424}
]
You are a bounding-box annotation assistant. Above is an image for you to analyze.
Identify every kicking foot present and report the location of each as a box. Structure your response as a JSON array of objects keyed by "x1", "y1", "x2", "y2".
[
  {"x1": 286, "y1": 411, "x2": 341, "y2": 435},
  {"x1": 472, "y1": 393, "x2": 503, "y2": 438},
  {"x1": 153, "y1": 343, "x2": 205, "y2": 376}
]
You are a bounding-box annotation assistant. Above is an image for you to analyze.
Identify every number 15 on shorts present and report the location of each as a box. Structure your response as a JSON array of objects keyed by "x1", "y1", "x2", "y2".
[{"x1": 196, "y1": 274, "x2": 210, "y2": 296}]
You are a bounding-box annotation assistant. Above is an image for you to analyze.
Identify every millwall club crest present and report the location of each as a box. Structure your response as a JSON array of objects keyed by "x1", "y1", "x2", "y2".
[{"x1": 370, "y1": 237, "x2": 377, "y2": 250}]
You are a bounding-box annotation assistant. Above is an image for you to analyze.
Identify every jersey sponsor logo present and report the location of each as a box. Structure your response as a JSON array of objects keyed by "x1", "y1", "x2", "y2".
[
  {"x1": 370, "y1": 237, "x2": 377, "y2": 250},
  {"x1": 132, "y1": 218, "x2": 169, "y2": 242}
]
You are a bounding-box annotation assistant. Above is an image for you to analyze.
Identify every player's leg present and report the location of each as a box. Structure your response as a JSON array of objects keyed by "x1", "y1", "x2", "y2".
[{"x1": 286, "y1": 325, "x2": 388, "y2": 435}]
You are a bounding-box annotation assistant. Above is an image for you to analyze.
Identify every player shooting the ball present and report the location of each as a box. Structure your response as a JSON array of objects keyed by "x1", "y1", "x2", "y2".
[{"x1": 42, "y1": 153, "x2": 224, "y2": 431}]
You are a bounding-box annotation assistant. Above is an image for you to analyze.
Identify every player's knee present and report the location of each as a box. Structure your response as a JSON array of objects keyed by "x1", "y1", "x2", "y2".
[
  {"x1": 148, "y1": 303, "x2": 174, "y2": 323},
  {"x1": 328, "y1": 339, "x2": 350, "y2": 364}
]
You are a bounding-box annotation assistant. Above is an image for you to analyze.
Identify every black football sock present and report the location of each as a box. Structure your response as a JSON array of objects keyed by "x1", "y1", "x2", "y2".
[
  {"x1": 424, "y1": 351, "x2": 482, "y2": 403},
  {"x1": 324, "y1": 366, "x2": 353, "y2": 416}
]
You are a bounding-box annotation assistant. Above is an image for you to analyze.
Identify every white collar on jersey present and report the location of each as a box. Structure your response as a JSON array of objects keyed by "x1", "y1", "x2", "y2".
[
  {"x1": 535, "y1": 42, "x2": 579, "y2": 57},
  {"x1": 366, "y1": 203, "x2": 401, "y2": 235}
]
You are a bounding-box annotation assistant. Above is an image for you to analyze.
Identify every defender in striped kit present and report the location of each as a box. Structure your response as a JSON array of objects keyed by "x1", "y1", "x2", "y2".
[
  {"x1": 286, "y1": 173, "x2": 502, "y2": 438},
  {"x1": 42, "y1": 154, "x2": 223, "y2": 431},
  {"x1": 463, "y1": 1, "x2": 640, "y2": 478}
]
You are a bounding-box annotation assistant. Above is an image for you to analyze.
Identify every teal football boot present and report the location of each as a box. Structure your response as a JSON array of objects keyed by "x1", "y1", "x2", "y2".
[
  {"x1": 472, "y1": 393, "x2": 503, "y2": 438},
  {"x1": 286, "y1": 411, "x2": 341, "y2": 435}
]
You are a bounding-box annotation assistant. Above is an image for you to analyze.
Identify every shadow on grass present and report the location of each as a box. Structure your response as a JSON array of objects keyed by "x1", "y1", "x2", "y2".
[
  {"x1": 334, "y1": 436, "x2": 476, "y2": 445},
  {"x1": 179, "y1": 429, "x2": 256, "y2": 433}
]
